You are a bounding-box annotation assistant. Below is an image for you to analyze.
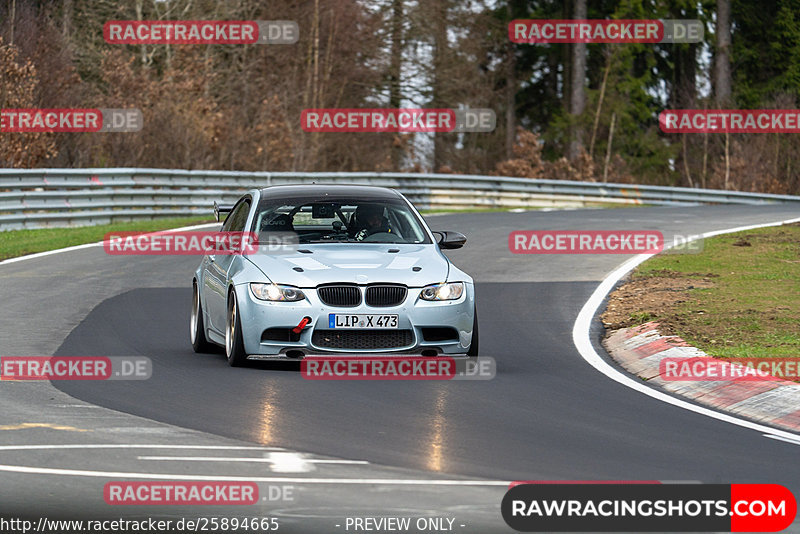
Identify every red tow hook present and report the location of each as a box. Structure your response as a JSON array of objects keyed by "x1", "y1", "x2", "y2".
[{"x1": 292, "y1": 316, "x2": 312, "y2": 334}]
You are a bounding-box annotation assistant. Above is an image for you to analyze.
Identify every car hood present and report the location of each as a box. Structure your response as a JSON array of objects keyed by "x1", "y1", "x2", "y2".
[{"x1": 244, "y1": 243, "x2": 450, "y2": 287}]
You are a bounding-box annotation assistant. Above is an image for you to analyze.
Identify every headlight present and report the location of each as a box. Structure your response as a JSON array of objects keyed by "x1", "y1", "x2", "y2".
[
  {"x1": 250, "y1": 283, "x2": 306, "y2": 302},
  {"x1": 419, "y1": 282, "x2": 464, "y2": 301}
]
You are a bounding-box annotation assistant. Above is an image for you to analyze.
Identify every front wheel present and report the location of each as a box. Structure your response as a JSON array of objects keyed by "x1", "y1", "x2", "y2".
[
  {"x1": 467, "y1": 306, "x2": 479, "y2": 357},
  {"x1": 190, "y1": 282, "x2": 213, "y2": 353},
  {"x1": 225, "y1": 290, "x2": 248, "y2": 367}
]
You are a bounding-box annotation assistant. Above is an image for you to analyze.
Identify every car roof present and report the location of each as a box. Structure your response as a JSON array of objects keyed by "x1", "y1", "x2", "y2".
[{"x1": 257, "y1": 184, "x2": 402, "y2": 202}]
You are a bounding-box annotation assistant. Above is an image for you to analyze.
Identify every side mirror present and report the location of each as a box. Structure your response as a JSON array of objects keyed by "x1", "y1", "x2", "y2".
[
  {"x1": 434, "y1": 231, "x2": 467, "y2": 249},
  {"x1": 214, "y1": 202, "x2": 233, "y2": 222}
]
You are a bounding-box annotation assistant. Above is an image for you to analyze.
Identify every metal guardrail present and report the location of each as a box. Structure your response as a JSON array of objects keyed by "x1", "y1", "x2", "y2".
[{"x1": 1, "y1": 168, "x2": 799, "y2": 230}]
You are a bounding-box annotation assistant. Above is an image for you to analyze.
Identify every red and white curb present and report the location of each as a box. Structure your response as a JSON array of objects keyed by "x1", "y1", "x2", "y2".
[{"x1": 603, "y1": 322, "x2": 800, "y2": 433}]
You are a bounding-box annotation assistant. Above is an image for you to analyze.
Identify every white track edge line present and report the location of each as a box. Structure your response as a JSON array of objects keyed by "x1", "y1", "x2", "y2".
[
  {"x1": 0, "y1": 222, "x2": 219, "y2": 266},
  {"x1": 764, "y1": 434, "x2": 800, "y2": 446},
  {"x1": 572, "y1": 216, "x2": 800, "y2": 442},
  {"x1": 0, "y1": 444, "x2": 281, "y2": 451},
  {"x1": 0, "y1": 464, "x2": 510, "y2": 485}
]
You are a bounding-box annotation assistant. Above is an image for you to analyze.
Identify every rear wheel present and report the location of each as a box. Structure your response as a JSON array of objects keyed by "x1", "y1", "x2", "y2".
[
  {"x1": 225, "y1": 290, "x2": 248, "y2": 367},
  {"x1": 467, "y1": 306, "x2": 479, "y2": 357},
  {"x1": 190, "y1": 282, "x2": 213, "y2": 353}
]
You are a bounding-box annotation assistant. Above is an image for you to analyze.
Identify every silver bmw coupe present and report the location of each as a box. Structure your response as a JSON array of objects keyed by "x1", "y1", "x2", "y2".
[{"x1": 190, "y1": 184, "x2": 477, "y2": 366}]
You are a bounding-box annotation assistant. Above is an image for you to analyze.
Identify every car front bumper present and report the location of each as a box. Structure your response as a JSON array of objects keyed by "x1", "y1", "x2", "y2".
[{"x1": 234, "y1": 282, "x2": 476, "y2": 357}]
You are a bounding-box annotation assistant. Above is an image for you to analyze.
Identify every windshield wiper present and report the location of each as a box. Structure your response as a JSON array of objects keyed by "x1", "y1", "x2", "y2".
[{"x1": 306, "y1": 236, "x2": 355, "y2": 243}]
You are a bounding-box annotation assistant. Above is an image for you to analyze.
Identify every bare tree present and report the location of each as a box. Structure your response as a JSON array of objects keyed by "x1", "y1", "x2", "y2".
[
  {"x1": 504, "y1": 5, "x2": 516, "y2": 160},
  {"x1": 431, "y1": 0, "x2": 448, "y2": 172},
  {"x1": 715, "y1": 0, "x2": 732, "y2": 188},
  {"x1": 714, "y1": 0, "x2": 732, "y2": 106},
  {"x1": 567, "y1": 0, "x2": 586, "y2": 162},
  {"x1": 389, "y1": 0, "x2": 404, "y2": 168}
]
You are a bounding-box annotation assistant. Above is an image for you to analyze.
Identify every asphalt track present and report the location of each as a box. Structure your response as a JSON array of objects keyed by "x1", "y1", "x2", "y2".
[{"x1": 3, "y1": 204, "x2": 800, "y2": 533}]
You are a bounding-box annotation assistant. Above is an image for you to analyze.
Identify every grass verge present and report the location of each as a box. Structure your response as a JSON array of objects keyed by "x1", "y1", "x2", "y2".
[
  {"x1": 602, "y1": 223, "x2": 800, "y2": 359},
  {"x1": 0, "y1": 216, "x2": 215, "y2": 262}
]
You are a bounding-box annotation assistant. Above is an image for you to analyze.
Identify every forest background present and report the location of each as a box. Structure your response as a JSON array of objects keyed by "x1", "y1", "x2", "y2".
[{"x1": 1, "y1": 0, "x2": 798, "y2": 195}]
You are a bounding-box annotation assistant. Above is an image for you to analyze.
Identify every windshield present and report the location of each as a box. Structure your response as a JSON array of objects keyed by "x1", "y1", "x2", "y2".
[{"x1": 252, "y1": 196, "x2": 432, "y2": 245}]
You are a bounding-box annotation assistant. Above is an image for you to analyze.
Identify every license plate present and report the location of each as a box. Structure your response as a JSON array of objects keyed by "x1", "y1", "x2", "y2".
[{"x1": 329, "y1": 314, "x2": 398, "y2": 329}]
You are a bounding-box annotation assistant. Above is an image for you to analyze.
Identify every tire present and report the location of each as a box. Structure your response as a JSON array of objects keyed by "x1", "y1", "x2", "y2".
[
  {"x1": 225, "y1": 290, "x2": 248, "y2": 367},
  {"x1": 190, "y1": 282, "x2": 214, "y2": 353},
  {"x1": 467, "y1": 306, "x2": 479, "y2": 357}
]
